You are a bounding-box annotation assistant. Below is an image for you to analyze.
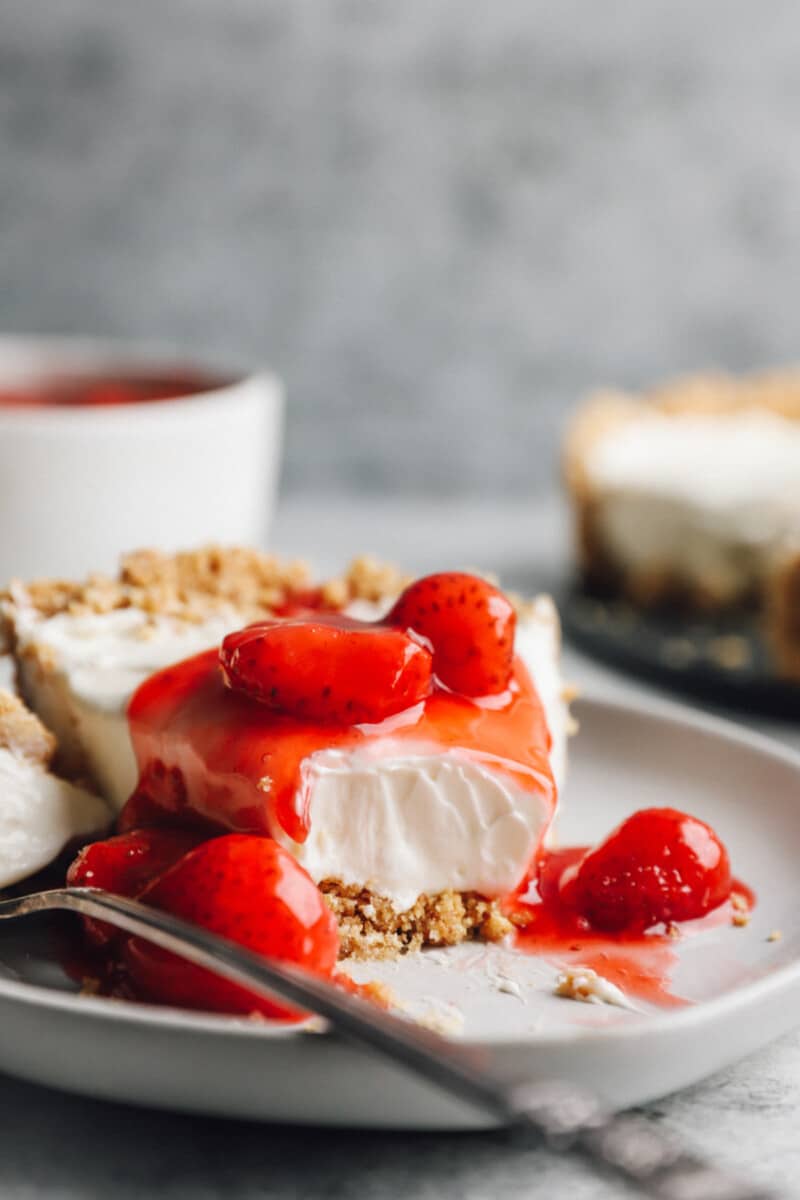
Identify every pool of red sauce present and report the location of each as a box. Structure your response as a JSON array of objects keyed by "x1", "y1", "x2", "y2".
[
  {"x1": 509, "y1": 848, "x2": 756, "y2": 1007},
  {"x1": 0, "y1": 371, "x2": 226, "y2": 409}
]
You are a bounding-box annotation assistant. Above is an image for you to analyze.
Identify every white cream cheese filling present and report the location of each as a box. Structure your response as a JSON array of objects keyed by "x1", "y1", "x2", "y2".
[
  {"x1": 585, "y1": 410, "x2": 800, "y2": 598},
  {"x1": 0, "y1": 747, "x2": 109, "y2": 887},
  {"x1": 12, "y1": 606, "x2": 241, "y2": 811},
  {"x1": 275, "y1": 743, "x2": 553, "y2": 911}
]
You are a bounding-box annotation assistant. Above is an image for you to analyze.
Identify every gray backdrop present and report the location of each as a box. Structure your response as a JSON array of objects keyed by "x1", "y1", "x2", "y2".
[{"x1": 2, "y1": 0, "x2": 799, "y2": 497}]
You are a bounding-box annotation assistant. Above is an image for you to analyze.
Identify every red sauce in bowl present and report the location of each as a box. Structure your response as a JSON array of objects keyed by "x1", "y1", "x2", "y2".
[{"x1": 0, "y1": 371, "x2": 227, "y2": 409}]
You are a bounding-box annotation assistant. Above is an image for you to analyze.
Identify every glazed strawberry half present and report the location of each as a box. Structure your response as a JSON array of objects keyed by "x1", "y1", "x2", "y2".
[
  {"x1": 557, "y1": 807, "x2": 732, "y2": 932},
  {"x1": 126, "y1": 834, "x2": 339, "y2": 1020},
  {"x1": 387, "y1": 572, "x2": 516, "y2": 697},
  {"x1": 221, "y1": 614, "x2": 433, "y2": 723}
]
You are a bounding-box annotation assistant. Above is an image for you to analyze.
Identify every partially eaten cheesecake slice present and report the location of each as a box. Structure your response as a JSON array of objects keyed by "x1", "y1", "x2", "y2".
[{"x1": 2, "y1": 549, "x2": 571, "y2": 956}]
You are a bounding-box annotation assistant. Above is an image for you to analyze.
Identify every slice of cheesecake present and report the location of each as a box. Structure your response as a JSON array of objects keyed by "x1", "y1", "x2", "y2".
[
  {"x1": 565, "y1": 371, "x2": 800, "y2": 611},
  {"x1": 3, "y1": 548, "x2": 326, "y2": 810},
  {"x1": 2, "y1": 550, "x2": 572, "y2": 954}
]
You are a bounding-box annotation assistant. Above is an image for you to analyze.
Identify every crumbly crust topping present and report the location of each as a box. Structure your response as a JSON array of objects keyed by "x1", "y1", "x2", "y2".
[
  {"x1": 320, "y1": 880, "x2": 513, "y2": 960},
  {"x1": 3, "y1": 547, "x2": 414, "y2": 626},
  {"x1": 2, "y1": 546, "x2": 550, "y2": 631},
  {"x1": 0, "y1": 688, "x2": 56, "y2": 766}
]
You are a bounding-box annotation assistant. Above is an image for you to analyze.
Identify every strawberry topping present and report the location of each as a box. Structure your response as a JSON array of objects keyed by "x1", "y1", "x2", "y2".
[
  {"x1": 67, "y1": 827, "x2": 207, "y2": 947},
  {"x1": 127, "y1": 834, "x2": 339, "y2": 1019},
  {"x1": 67, "y1": 827, "x2": 205, "y2": 898},
  {"x1": 558, "y1": 807, "x2": 732, "y2": 932},
  {"x1": 220, "y1": 615, "x2": 433, "y2": 724},
  {"x1": 123, "y1": 651, "x2": 553, "y2": 845},
  {"x1": 386, "y1": 572, "x2": 516, "y2": 696}
]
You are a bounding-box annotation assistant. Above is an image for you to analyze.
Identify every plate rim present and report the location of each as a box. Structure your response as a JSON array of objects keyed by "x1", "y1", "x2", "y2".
[{"x1": 1, "y1": 693, "x2": 798, "y2": 1050}]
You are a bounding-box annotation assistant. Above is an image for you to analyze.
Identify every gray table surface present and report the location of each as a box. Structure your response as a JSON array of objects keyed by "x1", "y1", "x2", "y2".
[{"x1": 3, "y1": 496, "x2": 798, "y2": 1200}]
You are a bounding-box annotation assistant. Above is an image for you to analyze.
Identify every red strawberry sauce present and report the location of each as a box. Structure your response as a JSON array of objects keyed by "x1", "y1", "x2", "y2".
[
  {"x1": 121, "y1": 652, "x2": 556, "y2": 847},
  {"x1": 0, "y1": 372, "x2": 222, "y2": 409},
  {"x1": 512, "y1": 857, "x2": 687, "y2": 1007}
]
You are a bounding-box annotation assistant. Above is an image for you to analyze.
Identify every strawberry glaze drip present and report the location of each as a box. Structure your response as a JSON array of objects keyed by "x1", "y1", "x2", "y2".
[
  {"x1": 122, "y1": 653, "x2": 556, "y2": 848},
  {"x1": 512, "y1": 876, "x2": 686, "y2": 1007},
  {"x1": 510, "y1": 848, "x2": 755, "y2": 1007}
]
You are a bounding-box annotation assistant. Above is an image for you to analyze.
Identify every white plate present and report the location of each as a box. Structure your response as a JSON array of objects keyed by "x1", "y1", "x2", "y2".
[{"x1": 0, "y1": 696, "x2": 798, "y2": 1129}]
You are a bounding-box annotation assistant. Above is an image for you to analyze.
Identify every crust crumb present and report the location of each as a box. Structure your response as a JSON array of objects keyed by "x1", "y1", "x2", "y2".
[
  {"x1": 554, "y1": 966, "x2": 631, "y2": 1009},
  {"x1": 319, "y1": 577, "x2": 350, "y2": 609},
  {"x1": 343, "y1": 555, "x2": 411, "y2": 605},
  {"x1": 767, "y1": 930, "x2": 783, "y2": 943},
  {"x1": 707, "y1": 635, "x2": 752, "y2": 671},
  {"x1": 0, "y1": 688, "x2": 56, "y2": 766},
  {"x1": 730, "y1": 891, "x2": 752, "y2": 927}
]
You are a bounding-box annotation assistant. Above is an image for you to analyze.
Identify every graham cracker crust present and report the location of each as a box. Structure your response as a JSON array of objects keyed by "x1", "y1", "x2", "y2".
[
  {"x1": 319, "y1": 881, "x2": 513, "y2": 960},
  {"x1": 0, "y1": 688, "x2": 56, "y2": 766},
  {"x1": 767, "y1": 547, "x2": 800, "y2": 681}
]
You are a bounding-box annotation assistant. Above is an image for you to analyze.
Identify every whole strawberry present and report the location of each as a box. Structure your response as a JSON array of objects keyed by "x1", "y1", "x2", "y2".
[
  {"x1": 127, "y1": 834, "x2": 339, "y2": 1019},
  {"x1": 387, "y1": 572, "x2": 516, "y2": 696},
  {"x1": 560, "y1": 807, "x2": 732, "y2": 932}
]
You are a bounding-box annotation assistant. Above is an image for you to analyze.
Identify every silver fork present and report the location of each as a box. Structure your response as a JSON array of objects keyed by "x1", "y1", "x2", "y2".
[{"x1": 0, "y1": 886, "x2": 775, "y2": 1200}]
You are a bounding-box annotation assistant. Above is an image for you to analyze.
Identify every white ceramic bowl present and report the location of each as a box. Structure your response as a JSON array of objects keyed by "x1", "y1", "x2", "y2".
[{"x1": 0, "y1": 337, "x2": 284, "y2": 583}]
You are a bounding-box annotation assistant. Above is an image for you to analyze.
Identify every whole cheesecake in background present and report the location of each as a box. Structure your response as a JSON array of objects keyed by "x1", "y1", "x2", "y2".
[
  {"x1": 564, "y1": 371, "x2": 800, "y2": 679},
  {"x1": 0, "y1": 548, "x2": 573, "y2": 955}
]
